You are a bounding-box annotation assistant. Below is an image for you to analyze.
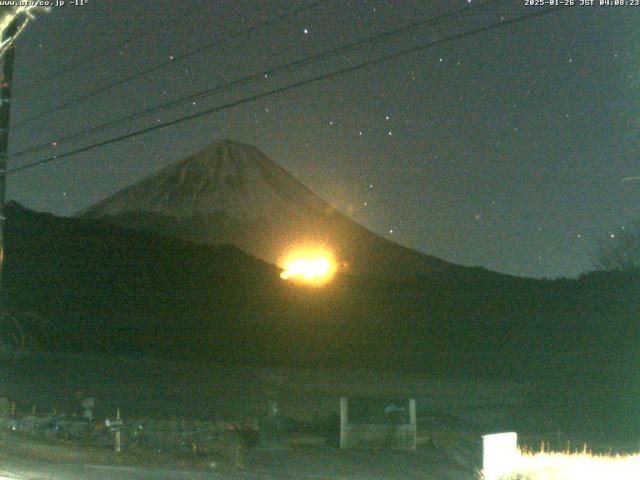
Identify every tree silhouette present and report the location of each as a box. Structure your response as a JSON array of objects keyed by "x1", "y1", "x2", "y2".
[
  {"x1": 0, "y1": 6, "x2": 47, "y2": 59},
  {"x1": 594, "y1": 220, "x2": 640, "y2": 272}
]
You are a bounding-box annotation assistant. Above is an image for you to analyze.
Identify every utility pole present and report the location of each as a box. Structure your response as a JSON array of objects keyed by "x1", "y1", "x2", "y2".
[{"x1": 0, "y1": 17, "x2": 18, "y2": 309}]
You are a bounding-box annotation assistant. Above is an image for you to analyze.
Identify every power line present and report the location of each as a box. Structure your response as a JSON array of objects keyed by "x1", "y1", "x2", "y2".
[
  {"x1": 10, "y1": 0, "x2": 505, "y2": 160},
  {"x1": 20, "y1": 2, "x2": 211, "y2": 90},
  {"x1": 6, "y1": 6, "x2": 564, "y2": 175},
  {"x1": 8, "y1": 5, "x2": 562, "y2": 174},
  {"x1": 12, "y1": 0, "x2": 329, "y2": 130}
]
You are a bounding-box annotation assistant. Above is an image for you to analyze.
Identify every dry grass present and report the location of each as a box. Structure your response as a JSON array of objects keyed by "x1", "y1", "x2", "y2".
[{"x1": 498, "y1": 449, "x2": 640, "y2": 480}]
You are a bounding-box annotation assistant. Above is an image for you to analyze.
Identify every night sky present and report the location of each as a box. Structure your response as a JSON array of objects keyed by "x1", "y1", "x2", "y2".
[{"x1": 5, "y1": 0, "x2": 639, "y2": 279}]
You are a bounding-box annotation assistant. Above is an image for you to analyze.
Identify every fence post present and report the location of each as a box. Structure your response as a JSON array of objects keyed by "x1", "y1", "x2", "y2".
[
  {"x1": 115, "y1": 409, "x2": 121, "y2": 453},
  {"x1": 339, "y1": 397, "x2": 348, "y2": 450},
  {"x1": 408, "y1": 399, "x2": 417, "y2": 450}
]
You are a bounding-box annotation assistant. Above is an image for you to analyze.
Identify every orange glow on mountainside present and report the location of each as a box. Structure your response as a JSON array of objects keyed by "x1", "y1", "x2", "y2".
[{"x1": 279, "y1": 246, "x2": 337, "y2": 285}]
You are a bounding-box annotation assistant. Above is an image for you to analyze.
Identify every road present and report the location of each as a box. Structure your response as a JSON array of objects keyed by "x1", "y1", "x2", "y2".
[
  {"x1": 0, "y1": 460, "x2": 262, "y2": 480},
  {"x1": 0, "y1": 446, "x2": 475, "y2": 480}
]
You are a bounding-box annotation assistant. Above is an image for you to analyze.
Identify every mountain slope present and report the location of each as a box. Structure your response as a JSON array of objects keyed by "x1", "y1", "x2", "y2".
[{"x1": 80, "y1": 140, "x2": 474, "y2": 280}]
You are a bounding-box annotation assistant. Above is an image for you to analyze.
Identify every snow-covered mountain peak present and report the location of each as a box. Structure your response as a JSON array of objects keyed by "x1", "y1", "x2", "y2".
[{"x1": 83, "y1": 140, "x2": 331, "y2": 221}]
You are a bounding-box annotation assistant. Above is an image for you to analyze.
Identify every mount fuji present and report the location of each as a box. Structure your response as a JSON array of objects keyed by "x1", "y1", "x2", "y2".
[{"x1": 80, "y1": 140, "x2": 488, "y2": 280}]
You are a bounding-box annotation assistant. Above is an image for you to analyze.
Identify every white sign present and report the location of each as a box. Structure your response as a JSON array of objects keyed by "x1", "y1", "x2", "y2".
[{"x1": 482, "y1": 432, "x2": 518, "y2": 480}]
